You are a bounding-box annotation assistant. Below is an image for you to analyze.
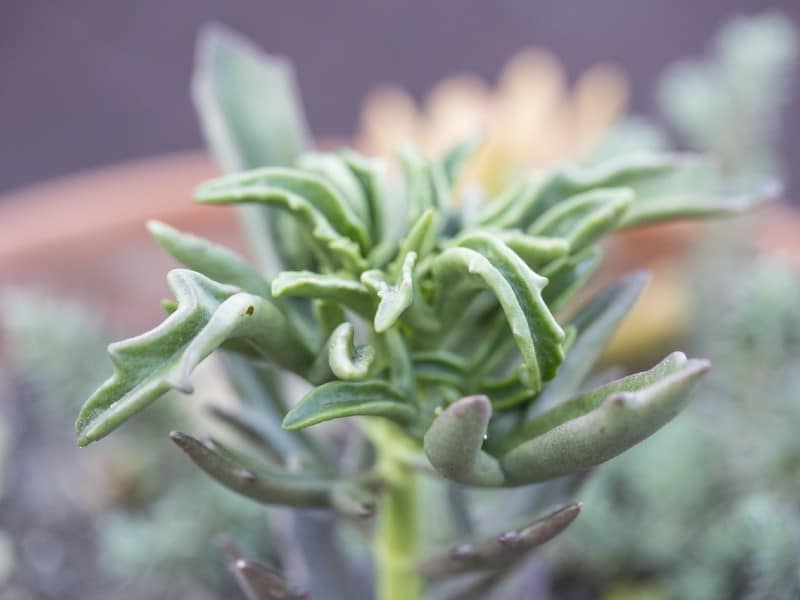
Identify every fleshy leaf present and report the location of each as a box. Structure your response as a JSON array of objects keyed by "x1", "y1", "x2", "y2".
[
  {"x1": 272, "y1": 271, "x2": 373, "y2": 316},
  {"x1": 75, "y1": 270, "x2": 311, "y2": 446},
  {"x1": 419, "y1": 503, "x2": 582, "y2": 577},
  {"x1": 499, "y1": 352, "x2": 711, "y2": 483},
  {"x1": 298, "y1": 151, "x2": 371, "y2": 232},
  {"x1": 435, "y1": 233, "x2": 565, "y2": 393},
  {"x1": 195, "y1": 168, "x2": 369, "y2": 271},
  {"x1": 170, "y1": 432, "x2": 371, "y2": 516},
  {"x1": 283, "y1": 380, "x2": 416, "y2": 430},
  {"x1": 191, "y1": 24, "x2": 312, "y2": 272},
  {"x1": 147, "y1": 220, "x2": 270, "y2": 296},
  {"x1": 528, "y1": 187, "x2": 633, "y2": 252},
  {"x1": 541, "y1": 246, "x2": 602, "y2": 312},
  {"x1": 400, "y1": 145, "x2": 452, "y2": 220},
  {"x1": 526, "y1": 271, "x2": 650, "y2": 419},
  {"x1": 495, "y1": 232, "x2": 570, "y2": 270},
  {"x1": 362, "y1": 252, "x2": 417, "y2": 333},
  {"x1": 424, "y1": 395, "x2": 506, "y2": 486},
  {"x1": 328, "y1": 322, "x2": 376, "y2": 381},
  {"x1": 339, "y1": 149, "x2": 388, "y2": 244}
]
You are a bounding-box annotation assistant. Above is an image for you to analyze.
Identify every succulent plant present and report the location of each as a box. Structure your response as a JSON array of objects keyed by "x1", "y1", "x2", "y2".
[{"x1": 74, "y1": 25, "x2": 774, "y2": 600}]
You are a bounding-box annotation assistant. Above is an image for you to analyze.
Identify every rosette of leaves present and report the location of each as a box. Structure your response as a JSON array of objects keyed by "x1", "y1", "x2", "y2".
[{"x1": 74, "y1": 26, "x2": 773, "y2": 600}]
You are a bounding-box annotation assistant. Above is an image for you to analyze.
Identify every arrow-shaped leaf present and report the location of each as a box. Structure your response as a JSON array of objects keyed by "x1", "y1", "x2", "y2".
[
  {"x1": 282, "y1": 380, "x2": 416, "y2": 431},
  {"x1": 75, "y1": 270, "x2": 312, "y2": 446}
]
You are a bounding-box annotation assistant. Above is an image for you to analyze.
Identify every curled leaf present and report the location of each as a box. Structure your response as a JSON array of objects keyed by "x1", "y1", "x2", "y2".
[
  {"x1": 435, "y1": 233, "x2": 565, "y2": 393},
  {"x1": 423, "y1": 395, "x2": 506, "y2": 486},
  {"x1": 328, "y1": 322, "x2": 375, "y2": 381}
]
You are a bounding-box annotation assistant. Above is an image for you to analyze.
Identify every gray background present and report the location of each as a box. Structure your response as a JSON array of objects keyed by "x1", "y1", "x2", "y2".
[{"x1": 1, "y1": 0, "x2": 798, "y2": 195}]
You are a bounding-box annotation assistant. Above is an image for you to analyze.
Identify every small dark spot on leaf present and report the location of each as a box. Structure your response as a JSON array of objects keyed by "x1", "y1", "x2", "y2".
[{"x1": 245, "y1": 305, "x2": 254, "y2": 315}]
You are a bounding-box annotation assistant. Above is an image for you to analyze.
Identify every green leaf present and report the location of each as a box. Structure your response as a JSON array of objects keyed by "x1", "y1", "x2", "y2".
[
  {"x1": 339, "y1": 149, "x2": 388, "y2": 244},
  {"x1": 75, "y1": 270, "x2": 312, "y2": 446},
  {"x1": 282, "y1": 380, "x2": 416, "y2": 430},
  {"x1": 541, "y1": 246, "x2": 602, "y2": 312},
  {"x1": 528, "y1": 187, "x2": 633, "y2": 253},
  {"x1": 392, "y1": 209, "x2": 439, "y2": 278},
  {"x1": 298, "y1": 152, "x2": 371, "y2": 232},
  {"x1": 191, "y1": 24, "x2": 312, "y2": 272},
  {"x1": 424, "y1": 395, "x2": 506, "y2": 486},
  {"x1": 526, "y1": 271, "x2": 649, "y2": 419},
  {"x1": 195, "y1": 168, "x2": 369, "y2": 271},
  {"x1": 399, "y1": 145, "x2": 451, "y2": 219},
  {"x1": 495, "y1": 232, "x2": 570, "y2": 270},
  {"x1": 499, "y1": 352, "x2": 710, "y2": 483},
  {"x1": 272, "y1": 271, "x2": 373, "y2": 316},
  {"x1": 412, "y1": 351, "x2": 469, "y2": 388},
  {"x1": 475, "y1": 175, "x2": 543, "y2": 230},
  {"x1": 170, "y1": 432, "x2": 368, "y2": 515},
  {"x1": 328, "y1": 322, "x2": 375, "y2": 380},
  {"x1": 419, "y1": 503, "x2": 582, "y2": 577},
  {"x1": 147, "y1": 220, "x2": 270, "y2": 296},
  {"x1": 362, "y1": 252, "x2": 417, "y2": 333},
  {"x1": 434, "y1": 233, "x2": 565, "y2": 393}
]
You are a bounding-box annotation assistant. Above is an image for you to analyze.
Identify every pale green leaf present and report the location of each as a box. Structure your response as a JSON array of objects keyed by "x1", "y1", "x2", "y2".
[
  {"x1": 328, "y1": 322, "x2": 375, "y2": 380},
  {"x1": 434, "y1": 233, "x2": 565, "y2": 393},
  {"x1": 423, "y1": 395, "x2": 506, "y2": 486},
  {"x1": 526, "y1": 271, "x2": 649, "y2": 419},
  {"x1": 499, "y1": 352, "x2": 710, "y2": 483},
  {"x1": 75, "y1": 270, "x2": 311, "y2": 446},
  {"x1": 282, "y1": 380, "x2": 416, "y2": 430}
]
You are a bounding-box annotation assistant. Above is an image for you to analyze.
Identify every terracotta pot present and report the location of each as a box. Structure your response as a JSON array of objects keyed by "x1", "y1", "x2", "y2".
[{"x1": 0, "y1": 151, "x2": 241, "y2": 330}]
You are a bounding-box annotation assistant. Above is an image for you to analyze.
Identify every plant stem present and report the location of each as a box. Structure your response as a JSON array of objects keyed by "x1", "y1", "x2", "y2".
[{"x1": 373, "y1": 423, "x2": 423, "y2": 600}]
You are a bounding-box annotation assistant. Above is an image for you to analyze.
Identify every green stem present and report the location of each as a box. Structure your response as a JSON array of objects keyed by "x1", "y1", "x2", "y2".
[{"x1": 373, "y1": 423, "x2": 423, "y2": 600}]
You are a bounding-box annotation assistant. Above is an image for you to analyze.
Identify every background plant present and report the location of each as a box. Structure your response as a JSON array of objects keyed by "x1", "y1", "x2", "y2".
[{"x1": 69, "y1": 24, "x2": 776, "y2": 600}]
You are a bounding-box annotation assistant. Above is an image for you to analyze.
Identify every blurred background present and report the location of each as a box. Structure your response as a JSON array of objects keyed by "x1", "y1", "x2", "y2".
[
  {"x1": 2, "y1": 2, "x2": 800, "y2": 599},
  {"x1": 2, "y1": 0, "x2": 800, "y2": 196}
]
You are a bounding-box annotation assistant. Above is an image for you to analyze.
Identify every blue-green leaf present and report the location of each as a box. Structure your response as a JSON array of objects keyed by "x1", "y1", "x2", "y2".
[
  {"x1": 195, "y1": 168, "x2": 369, "y2": 270},
  {"x1": 434, "y1": 233, "x2": 565, "y2": 393},
  {"x1": 526, "y1": 271, "x2": 650, "y2": 419},
  {"x1": 499, "y1": 352, "x2": 710, "y2": 483},
  {"x1": 75, "y1": 270, "x2": 312, "y2": 446},
  {"x1": 328, "y1": 322, "x2": 375, "y2": 381},
  {"x1": 282, "y1": 380, "x2": 416, "y2": 430},
  {"x1": 423, "y1": 395, "x2": 506, "y2": 486}
]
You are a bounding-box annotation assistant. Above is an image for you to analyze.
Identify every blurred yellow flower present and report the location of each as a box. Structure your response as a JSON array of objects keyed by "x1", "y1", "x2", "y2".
[{"x1": 358, "y1": 49, "x2": 628, "y2": 193}]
